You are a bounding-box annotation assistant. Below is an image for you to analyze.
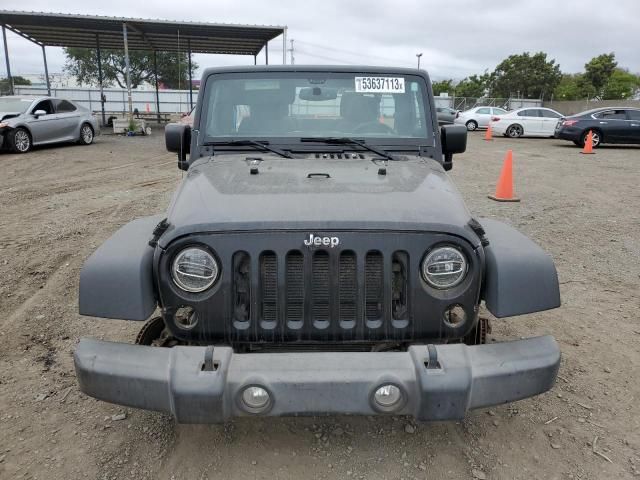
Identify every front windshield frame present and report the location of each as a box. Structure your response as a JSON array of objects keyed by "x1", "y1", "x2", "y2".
[
  {"x1": 199, "y1": 71, "x2": 435, "y2": 148},
  {"x1": 0, "y1": 97, "x2": 34, "y2": 114}
]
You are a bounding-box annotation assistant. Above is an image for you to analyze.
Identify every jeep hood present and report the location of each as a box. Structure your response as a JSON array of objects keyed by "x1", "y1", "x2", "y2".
[{"x1": 159, "y1": 155, "x2": 479, "y2": 247}]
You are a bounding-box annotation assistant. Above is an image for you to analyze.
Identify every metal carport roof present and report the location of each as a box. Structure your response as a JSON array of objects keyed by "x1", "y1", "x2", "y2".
[
  {"x1": 0, "y1": 10, "x2": 285, "y2": 55},
  {"x1": 0, "y1": 10, "x2": 287, "y2": 121}
]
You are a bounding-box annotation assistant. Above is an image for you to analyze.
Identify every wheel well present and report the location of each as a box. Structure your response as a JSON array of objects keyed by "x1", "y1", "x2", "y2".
[
  {"x1": 11, "y1": 125, "x2": 33, "y2": 141},
  {"x1": 81, "y1": 122, "x2": 94, "y2": 133},
  {"x1": 583, "y1": 128, "x2": 602, "y2": 140},
  {"x1": 466, "y1": 119, "x2": 477, "y2": 125}
]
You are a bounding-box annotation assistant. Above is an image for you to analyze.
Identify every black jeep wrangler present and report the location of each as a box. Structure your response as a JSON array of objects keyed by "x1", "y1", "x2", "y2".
[{"x1": 75, "y1": 66, "x2": 561, "y2": 423}]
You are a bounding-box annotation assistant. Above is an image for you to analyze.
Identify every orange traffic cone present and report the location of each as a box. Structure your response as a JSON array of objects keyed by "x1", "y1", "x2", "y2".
[
  {"x1": 581, "y1": 130, "x2": 595, "y2": 154},
  {"x1": 488, "y1": 150, "x2": 520, "y2": 202},
  {"x1": 484, "y1": 123, "x2": 493, "y2": 141}
]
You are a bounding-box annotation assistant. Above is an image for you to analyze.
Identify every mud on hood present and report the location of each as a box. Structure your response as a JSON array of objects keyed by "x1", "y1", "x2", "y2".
[{"x1": 159, "y1": 154, "x2": 478, "y2": 247}]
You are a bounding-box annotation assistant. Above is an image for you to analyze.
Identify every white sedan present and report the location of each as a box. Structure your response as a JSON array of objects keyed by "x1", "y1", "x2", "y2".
[
  {"x1": 491, "y1": 107, "x2": 563, "y2": 138},
  {"x1": 454, "y1": 106, "x2": 508, "y2": 131}
]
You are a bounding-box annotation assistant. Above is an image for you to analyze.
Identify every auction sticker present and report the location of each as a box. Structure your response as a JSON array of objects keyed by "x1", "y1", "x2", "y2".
[{"x1": 355, "y1": 77, "x2": 405, "y2": 93}]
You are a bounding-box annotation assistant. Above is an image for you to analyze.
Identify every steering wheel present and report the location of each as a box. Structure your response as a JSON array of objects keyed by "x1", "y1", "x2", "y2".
[{"x1": 353, "y1": 121, "x2": 395, "y2": 135}]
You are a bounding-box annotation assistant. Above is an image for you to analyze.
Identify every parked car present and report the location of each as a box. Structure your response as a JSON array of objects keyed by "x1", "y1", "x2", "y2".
[
  {"x1": 0, "y1": 96, "x2": 99, "y2": 153},
  {"x1": 436, "y1": 106, "x2": 458, "y2": 125},
  {"x1": 74, "y1": 65, "x2": 561, "y2": 424},
  {"x1": 555, "y1": 107, "x2": 640, "y2": 147},
  {"x1": 491, "y1": 107, "x2": 563, "y2": 138},
  {"x1": 454, "y1": 106, "x2": 508, "y2": 131}
]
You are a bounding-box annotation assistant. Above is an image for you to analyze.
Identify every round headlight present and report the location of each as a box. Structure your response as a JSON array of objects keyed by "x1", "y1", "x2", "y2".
[
  {"x1": 422, "y1": 246, "x2": 467, "y2": 289},
  {"x1": 171, "y1": 247, "x2": 218, "y2": 293}
]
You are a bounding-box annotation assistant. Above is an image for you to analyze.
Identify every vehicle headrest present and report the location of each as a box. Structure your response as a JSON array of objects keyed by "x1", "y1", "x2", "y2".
[{"x1": 340, "y1": 92, "x2": 380, "y2": 122}]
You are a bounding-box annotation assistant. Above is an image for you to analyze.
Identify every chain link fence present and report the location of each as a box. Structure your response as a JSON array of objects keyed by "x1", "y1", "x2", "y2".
[
  {"x1": 11, "y1": 85, "x2": 196, "y2": 115},
  {"x1": 6, "y1": 86, "x2": 544, "y2": 119},
  {"x1": 434, "y1": 96, "x2": 542, "y2": 111}
]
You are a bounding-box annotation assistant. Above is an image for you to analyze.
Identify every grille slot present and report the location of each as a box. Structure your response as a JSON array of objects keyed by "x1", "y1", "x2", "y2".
[
  {"x1": 312, "y1": 251, "x2": 330, "y2": 325},
  {"x1": 365, "y1": 251, "x2": 384, "y2": 322},
  {"x1": 232, "y1": 252, "x2": 251, "y2": 324},
  {"x1": 260, "y1": 252, "x2": 277, "y2": 323},
  {"x1": 285, "y1": 251, "x2": 304, "y2": 326},
  {"x1": 392, "y1": 252, "x2": 409, "y2": 321},
  {"x1": 232, "y1": 246, "x2": 411, "y2": 337},
  {"x1": 339, "y1": 251, "x2": 357, "y2": 324}
]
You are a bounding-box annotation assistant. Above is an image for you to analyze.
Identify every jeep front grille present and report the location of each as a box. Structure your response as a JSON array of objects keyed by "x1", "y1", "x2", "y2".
[{"x1": 232, "y1": 248, "x2": 411, "y2": 339}]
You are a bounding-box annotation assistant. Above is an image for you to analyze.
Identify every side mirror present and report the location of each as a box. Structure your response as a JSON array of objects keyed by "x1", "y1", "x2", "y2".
[
  {"x1": 33, "y1": 109, "x2": 47, "y2": 117},
  {"x1": 165, "y1": 123, "x2": 191, "y2": 170},
  {"x1": 440, "y1": 124, "x2": 467, "y2": 171}
]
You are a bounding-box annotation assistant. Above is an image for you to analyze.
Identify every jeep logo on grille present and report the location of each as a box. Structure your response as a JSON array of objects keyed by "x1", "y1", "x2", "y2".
[{"x1": 304, "y1": 234, "x2": 340, "y2": 248}]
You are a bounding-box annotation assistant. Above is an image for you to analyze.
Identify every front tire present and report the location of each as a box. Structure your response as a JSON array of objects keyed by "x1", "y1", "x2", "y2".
[
  {"x1": 78, "y1": 123, "x2": 94, "y2": 145},
  {"x1": 507, "y1": 124, "x2": 523, "y2": 138},
  {"x1": 464, "y1": 317, "x2": 491, "y2": 346},
  {"x1": 465, "y1": 120, "x2": 478, "y2": 131},
  {"x1": 8, "y1": 127, "x2": 32, "y2": 153}
]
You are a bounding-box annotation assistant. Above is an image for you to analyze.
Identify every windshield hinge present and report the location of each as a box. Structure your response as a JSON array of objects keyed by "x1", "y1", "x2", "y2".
[
  {"x1": 418, "y1": 145, "x2": 434, "y2": 157},
  {"x1": 149, "y1": 218, "x2": 170, "y2": 247},
  {"x1": 468, "y1": 218, "x2": 489, "y2": 247}
]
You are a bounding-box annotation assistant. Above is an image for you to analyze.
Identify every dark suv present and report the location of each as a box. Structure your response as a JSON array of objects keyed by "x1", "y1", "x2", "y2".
[
  {"x1": 74, "y1": 66, "x2": 561, "y2": 423},
  {"x1": 555, "y1": 107, "x2": 640, "y2": 147}
]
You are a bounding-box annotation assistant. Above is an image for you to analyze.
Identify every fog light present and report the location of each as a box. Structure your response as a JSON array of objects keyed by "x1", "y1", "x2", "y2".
[
  {"x1": 241, "y1": 386, "x2": 270, "y2": 411},
  {"x1": 374, "y1": 384, "x2": 402, "y2": 408}
]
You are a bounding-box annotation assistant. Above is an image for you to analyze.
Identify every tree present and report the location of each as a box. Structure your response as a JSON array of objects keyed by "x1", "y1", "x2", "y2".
[
  {"x1": 0, "y1": 75, "x2": 31, "y2": 93},
  {"x1": 584, "y1": 53, "x2": 617, "y2": 96},
  {"x1": 64, "y1": 48, "x2": 197, "y2": 89},
  {"x1": 454, "y1": 73, "x2": 492, "y2": 98},
  {"x1": 601, "y1": 68, "x2": 640, "y2": 99},
  {"x1": 490, "y1": 52, "x2": 561, "y2": 100},
  {"x1": 432, "y1": 79, "x2": 454, "y2": 96},
  {"x1": 553, "y1": 73, "x2": 596, "y2": 100}
]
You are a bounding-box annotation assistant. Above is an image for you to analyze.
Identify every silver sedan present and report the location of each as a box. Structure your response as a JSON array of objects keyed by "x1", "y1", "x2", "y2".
[{"x1": 0, "y1": 96, "x2": 99, "y2": 153}]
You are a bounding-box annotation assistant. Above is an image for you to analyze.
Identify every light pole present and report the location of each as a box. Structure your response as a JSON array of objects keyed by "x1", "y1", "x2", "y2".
[{"x1": 416, "y1": 53, "x2": 423, "y2": 69}]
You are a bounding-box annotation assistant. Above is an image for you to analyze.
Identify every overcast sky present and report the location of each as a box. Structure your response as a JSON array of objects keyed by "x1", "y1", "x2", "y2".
[{"x1": 2, "y1": 0, "x2": 639, "y2": 81}]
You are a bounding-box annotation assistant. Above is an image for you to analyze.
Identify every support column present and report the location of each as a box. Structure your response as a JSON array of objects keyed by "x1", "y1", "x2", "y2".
[
  {"x1": 153, "y1": 50, "x2": 161, "y2": 123},
  {"x1": 265, "y1": 41, "x2": 269, "y2": 65},
  {"x1": 253, "y1": 55, "x2": 257, "y2": 65},
  {"x1": 96, "y1": 34, "x2": 106, "y2": 126},
  {"x1": 122, "y1": 23, "x2": 133, "y2": 120},
  {"x1": 42, "y1": 45, "x2": 51, "y2": 96},
  {"x1": 187, "y1": 38, "x2": 193, "y2": 110},
  {"x1": 282, "y1": 27, "x2": 287, "y2": 65},
  {"x1": 2, "y1": 25, "x2": 13, "y2": 95}
]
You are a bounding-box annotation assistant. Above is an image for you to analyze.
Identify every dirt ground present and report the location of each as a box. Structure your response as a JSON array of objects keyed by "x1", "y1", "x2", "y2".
[{"x1": 0, "y1": 131, "x2": 638, "y2": 480}]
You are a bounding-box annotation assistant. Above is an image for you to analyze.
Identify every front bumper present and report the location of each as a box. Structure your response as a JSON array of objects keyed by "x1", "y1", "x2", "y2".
[
  {"x1": 74, "y1": 336, "x2": 560, "y2": 423},
  {"x1": 554, "y1": 127, "x2": 580, "y2": 141}
]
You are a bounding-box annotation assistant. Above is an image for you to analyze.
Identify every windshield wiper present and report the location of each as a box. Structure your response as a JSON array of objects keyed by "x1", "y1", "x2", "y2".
[
  {"x1": 300, "y1": 137, "x2": 395, "y2": 161},
  {"x1": 206, "y1": 140, "x2": 292, "y2": 159}
]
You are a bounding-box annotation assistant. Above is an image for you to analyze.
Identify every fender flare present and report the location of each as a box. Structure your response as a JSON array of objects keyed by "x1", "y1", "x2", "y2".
[
  {"x1": 79, "y1": 215, "x2": 163, "y2": 320},
  {"x1": 480, "y1": 218, "x2": 560, "y2": 317}
]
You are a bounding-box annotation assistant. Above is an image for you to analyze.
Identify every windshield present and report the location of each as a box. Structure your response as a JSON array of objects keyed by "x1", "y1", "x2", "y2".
[
  {"x1": 201, "y1": 72, "x2": 431, "y2": 142},
  {"x1": 0, "y1": 97, "x2": 33, "y2": 113}
]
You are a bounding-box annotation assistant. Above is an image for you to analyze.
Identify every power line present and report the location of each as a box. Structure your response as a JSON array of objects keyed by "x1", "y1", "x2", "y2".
[
  {"x1": 295, "y1": 47, "x2": 407, "y2": 67},
  {"x1": 295, "y1": 39, "x2": 404, "y2": 65},
  {"x1": 294, "y1": 48, "x2": 351, "y2": 64}
]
